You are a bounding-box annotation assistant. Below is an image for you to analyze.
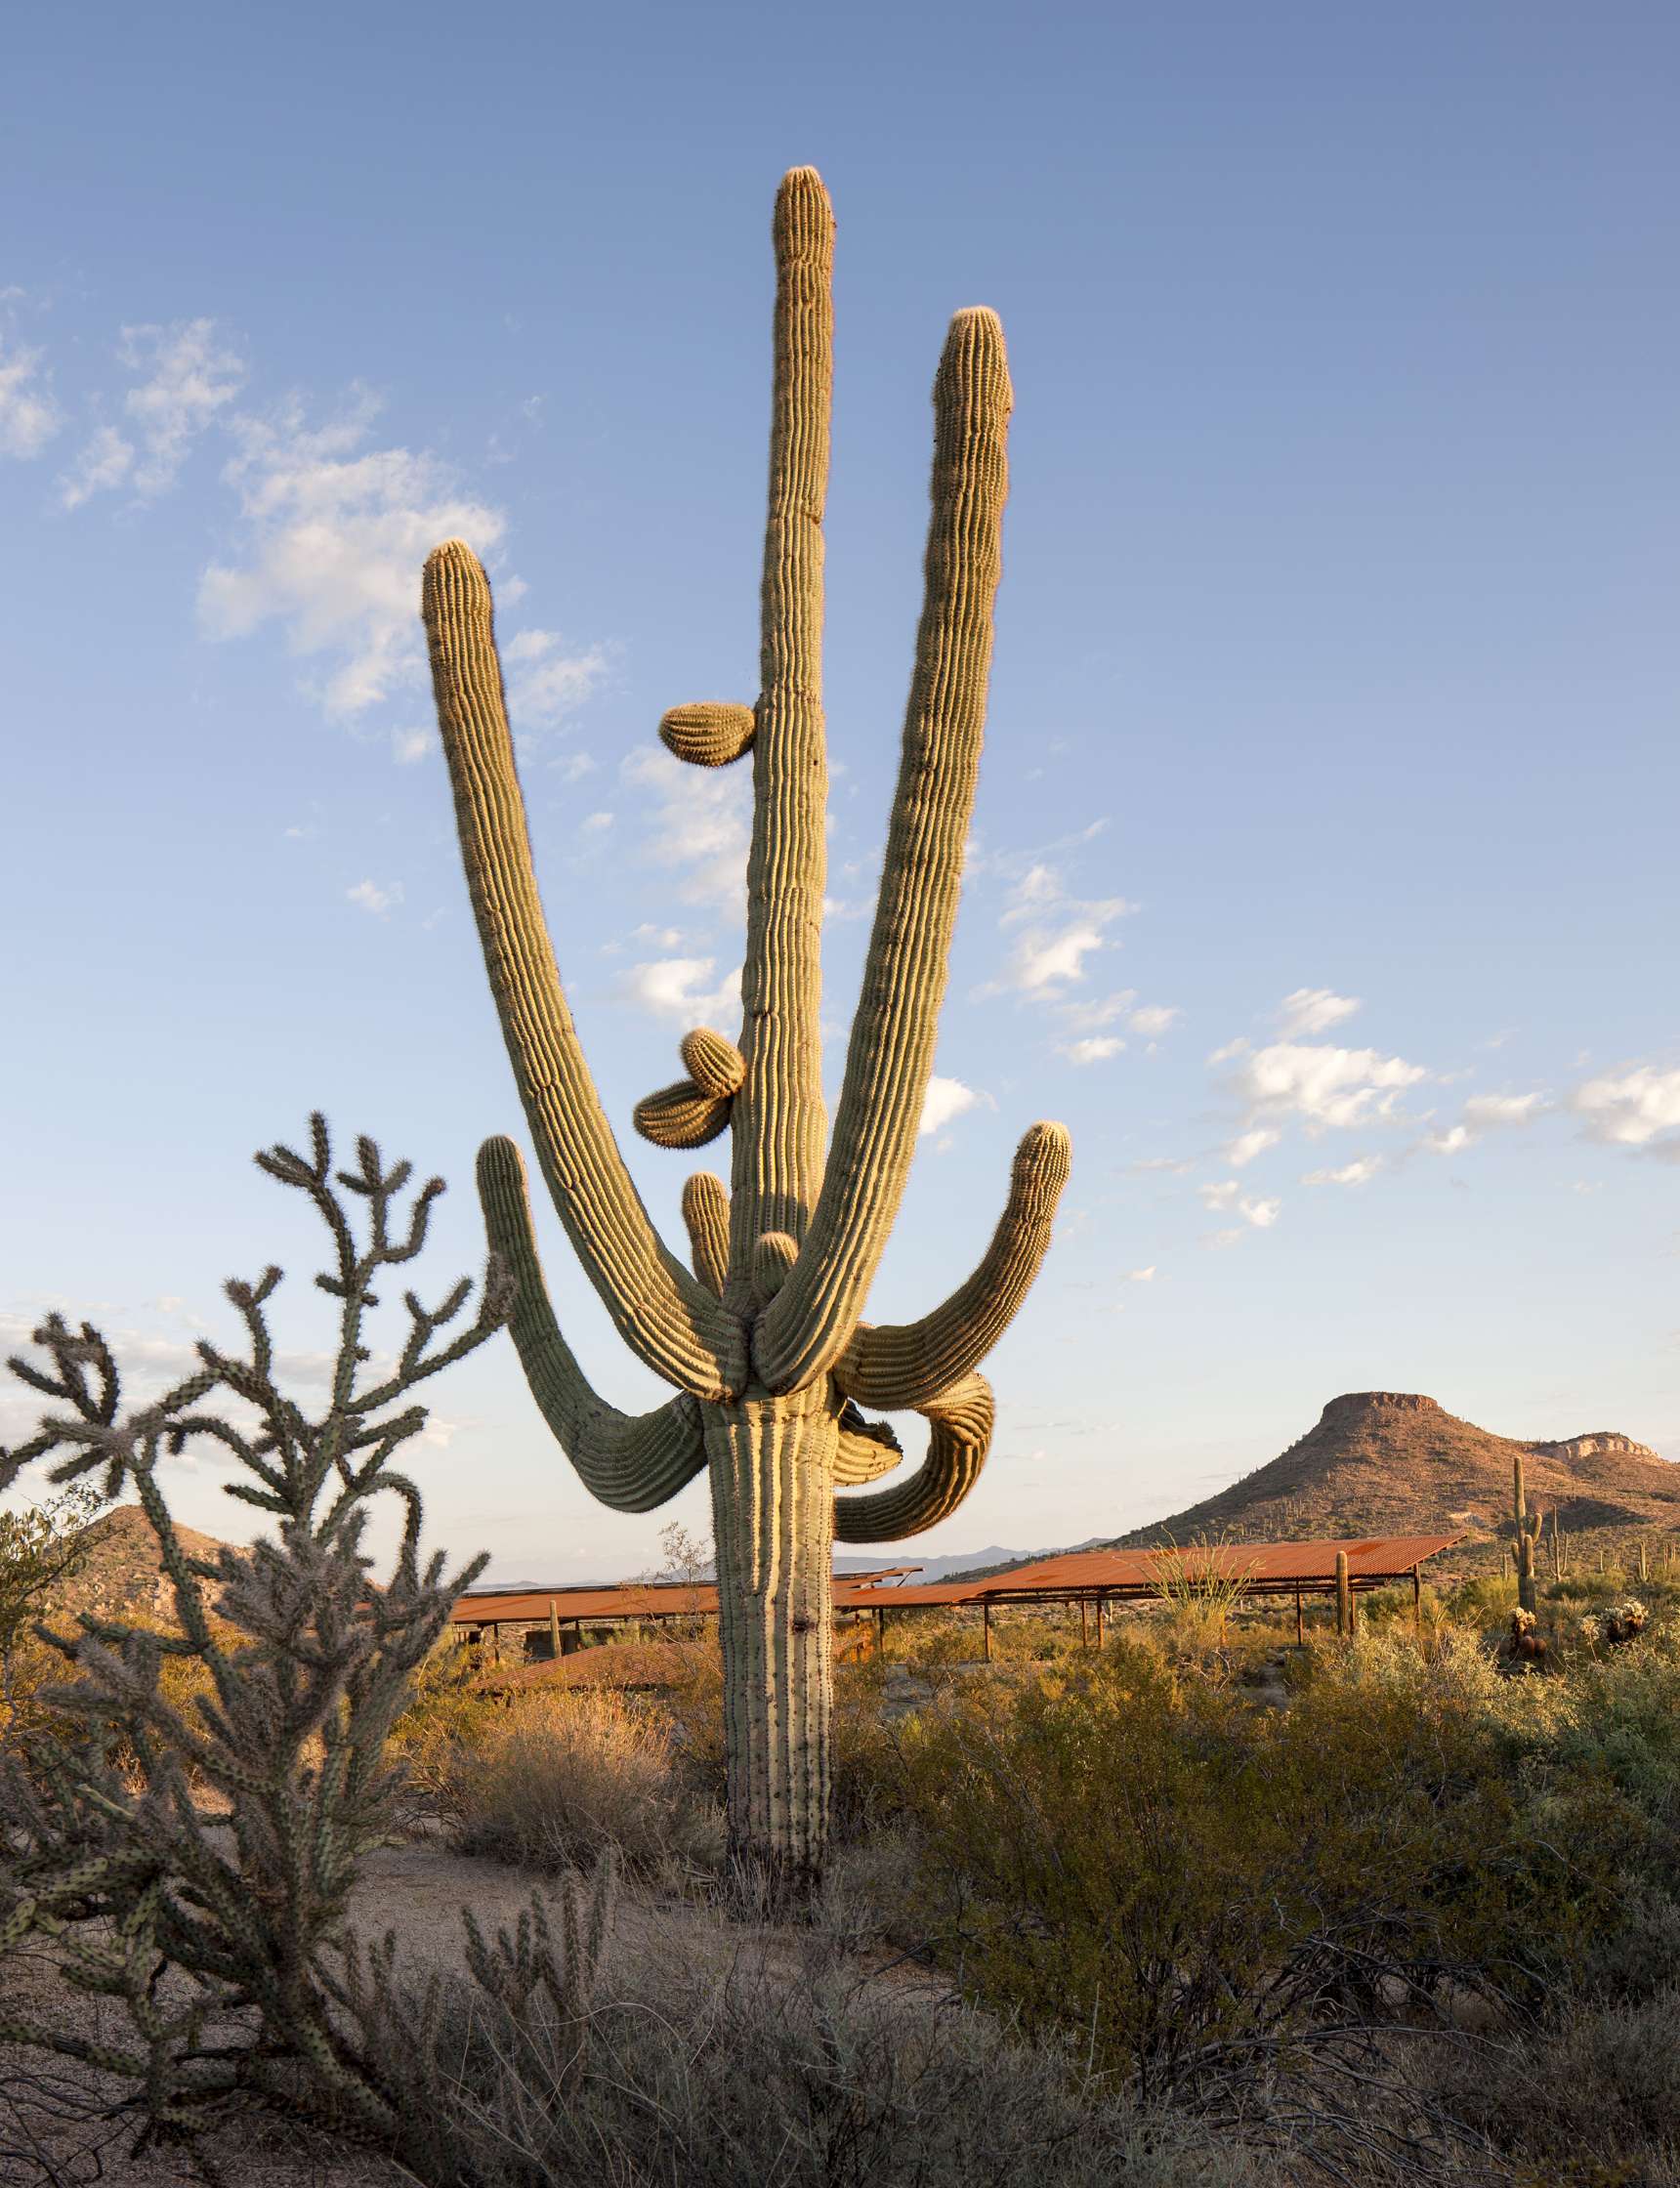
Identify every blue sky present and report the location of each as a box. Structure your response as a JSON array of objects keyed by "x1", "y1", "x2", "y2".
[{"x1": 4, "y1": 1, "x2": 1677, "y2": 1579}]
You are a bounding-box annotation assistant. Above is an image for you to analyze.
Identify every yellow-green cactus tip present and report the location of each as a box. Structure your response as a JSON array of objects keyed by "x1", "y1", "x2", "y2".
[{"x1": 752, "y1": 1232, "x2": 798, "y2": 1301}]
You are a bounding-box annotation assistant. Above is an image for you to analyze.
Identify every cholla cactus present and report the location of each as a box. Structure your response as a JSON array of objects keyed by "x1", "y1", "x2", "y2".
[{"x1": 421, "y1": 167, "x2": 1069, "y2": 1892}]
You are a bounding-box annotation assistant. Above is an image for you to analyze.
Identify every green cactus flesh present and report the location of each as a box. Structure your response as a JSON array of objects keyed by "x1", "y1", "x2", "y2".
[{"x1": 422, "y1": 168, "x2": 1070, "y2": 1893}]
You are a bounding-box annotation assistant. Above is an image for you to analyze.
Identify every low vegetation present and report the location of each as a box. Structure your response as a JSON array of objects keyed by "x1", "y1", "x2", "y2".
[{"x1": 2, "y1": 1121, "x2": 1677, "y2": 2184}]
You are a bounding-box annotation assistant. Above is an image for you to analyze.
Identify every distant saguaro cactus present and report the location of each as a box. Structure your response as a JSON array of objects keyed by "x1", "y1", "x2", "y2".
[
  {"x1": 1512, "y1": 1451, "x2": 1541, "y2": 1616},
  {"x1": 421, "y1": 168, "x2": 1069, "y2": 1893}
]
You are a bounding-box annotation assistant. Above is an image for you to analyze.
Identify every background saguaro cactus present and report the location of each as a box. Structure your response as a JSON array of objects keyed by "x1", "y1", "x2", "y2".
[{"x1": 422, "y1": 167, "x2": 1069, "y2": 1894}]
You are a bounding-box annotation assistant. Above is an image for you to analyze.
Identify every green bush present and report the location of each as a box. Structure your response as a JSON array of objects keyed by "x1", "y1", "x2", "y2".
[{"x1": 892, "y1": 1634, "x2": 1637, "y2": 2103}]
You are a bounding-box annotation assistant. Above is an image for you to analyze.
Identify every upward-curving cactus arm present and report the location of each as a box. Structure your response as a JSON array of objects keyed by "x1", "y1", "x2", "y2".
[
  {"x1": 754, "y1": 307, "x2": 1014, "y2": 1393},
  {"x1": 681, "y1": 1173, "x2": 732, "y2": 1298},
  {"x1": 423, "y1": 544, "x2": 742, "y2": 1403},
  {"x1": 725, "y1": 168, "x2": 836, "y2": 1276},
  {"x1": 477, "y1": 1139, "x2": 708, "y2": 1511},
  {"x1": 836, "y1": 1121, "x2": 1071, "y2": 1411}
]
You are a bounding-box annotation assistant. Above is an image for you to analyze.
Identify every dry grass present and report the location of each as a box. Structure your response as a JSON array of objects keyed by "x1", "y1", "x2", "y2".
[{"x1": 422, "y1": 1685, "x2": 723, "y2": 1880}]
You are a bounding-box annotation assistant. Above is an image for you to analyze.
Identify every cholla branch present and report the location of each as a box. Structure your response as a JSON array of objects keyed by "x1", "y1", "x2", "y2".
[{"x1": 0, "y1": 1113, "x2": 536, "y2": 2167}]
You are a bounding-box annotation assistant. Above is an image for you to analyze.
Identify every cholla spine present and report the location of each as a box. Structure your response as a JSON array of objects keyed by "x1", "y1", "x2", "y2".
[{"x1": 422, "y1": 168, "x2": 1071, "y2": 1889}]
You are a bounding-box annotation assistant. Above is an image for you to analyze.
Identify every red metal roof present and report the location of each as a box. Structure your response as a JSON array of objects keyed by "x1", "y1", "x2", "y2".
[
  {"x1": 880, "y1": 1535, "x2": 1462, "y2": 1599},
  {"x1": 453, "y1": 1571, "x2": 928, "y2": 1625},
  {"x1": 450, "y1": 1537, "x2": 1460, "y2": 1625}
]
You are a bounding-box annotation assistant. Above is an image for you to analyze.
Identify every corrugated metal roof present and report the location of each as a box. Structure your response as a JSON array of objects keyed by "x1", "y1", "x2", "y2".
[
  {"x1": 450, "y1": 1536, "x2": 1460, "y2": 1625},
  {"x1": 894, "y1": 1535, "x2": 1461, "y2": 1598},
  {"x1": 453, "y1": 1572, "x2": 927, "y2": 1624}
]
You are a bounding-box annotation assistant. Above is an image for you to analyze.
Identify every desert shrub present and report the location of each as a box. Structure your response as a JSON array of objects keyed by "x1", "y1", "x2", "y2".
[
  {"x1": 435, "y1": 1686, "x2": 720, "y2": 1879},
  {"x1": 1433, "y1": 1988, "x2": 1680, "y2": 2185},
  {"x1": 893, "y1": 1637, "x2": 1623, "y2": 2112},
  {"x1": 370, "y1": 1921, "x2": 1267, "y2": 2188},
  {"x1": 0, "y1": 1487, "x2": 101, "y2": 1743}
]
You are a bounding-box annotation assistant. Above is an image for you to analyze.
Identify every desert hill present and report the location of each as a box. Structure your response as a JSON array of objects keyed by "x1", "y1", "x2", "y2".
[
  {"x1": 1116, "y1": 1392, "x2": 1680, "y2": 1550},
  {"x1": 45, "y1": 1503, "x2": 233, "y2": 1629}
]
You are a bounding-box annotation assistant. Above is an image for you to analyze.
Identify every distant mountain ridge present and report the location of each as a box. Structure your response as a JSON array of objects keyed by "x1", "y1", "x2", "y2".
[{"x1": 1113, "y1": 1392, "x2": 1678, "y2": 1551}]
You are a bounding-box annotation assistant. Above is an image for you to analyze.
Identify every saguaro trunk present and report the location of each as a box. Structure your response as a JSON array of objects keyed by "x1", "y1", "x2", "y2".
[{"x1": 705, "y1": 1387, "x2": 840, "y2": 1893}]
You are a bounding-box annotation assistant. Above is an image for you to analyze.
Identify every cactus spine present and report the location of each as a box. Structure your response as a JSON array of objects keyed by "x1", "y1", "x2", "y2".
[{"x1": 421, "y1": 169, "x2": 1069, "y2": 1895}]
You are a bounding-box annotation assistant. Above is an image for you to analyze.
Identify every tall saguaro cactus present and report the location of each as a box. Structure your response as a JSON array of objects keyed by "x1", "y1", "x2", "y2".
[{"x1": 421, "y1": 168, "x2": 1070, "y2": 1892}]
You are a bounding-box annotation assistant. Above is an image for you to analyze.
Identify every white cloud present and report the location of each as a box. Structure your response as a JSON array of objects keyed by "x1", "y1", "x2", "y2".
[
  {"x1": 1125, "y1": 1266, "x2": 1156, "y2": 1283},
  {"x1": 1423, "y1": 1124, "x2": 1472, "y2": 1156},
  {"x1": 1199, "y1": 1179, "x2": 1280, "y2": 1227},
  {"x1": 1198, "y1": 1180, "x2": 1239, "y2": 1211},
  {"x1": 1301, "y1": 1156, "x2": 1382, "y2": 1187},
  {"x1": 1462, "y1": 1091, "x2": 1546, "y2": 1128},
  {"x1": 552, "y1": 751, "x2": 598, "y2": 784},
  {"x1": 987, "y1": 862, "x2": 1136, "y2": 1000},
  {"x1": 1570, "y1": 1064, "x2": 1680, "y2": 1158},
  {"x1": 619, "y1": 747, "x2": 752, "y2": 915},
  {"x1": 1239, "y1": 1195, "x2": 1281, "y2": 1228},
  {"x1": 61, "y1": 318, "x2": 244, "y2": 506},
  {"x1": 1225, "y1": 1126, "x2": 1280, "y2": 1168},
  {"x1": 619, "y1": 955, "x2": 741, "y2": 1023},
  {"x1": 504, "y1": 627, "x2": 611, "y2": 726},
  {"x1": 1059, "y1": 1034, "x2": 1124, "y2": 1066},
  {"x1": 198, "y1": 391, "x2": 507, "y2": 719},
  {"x1": 347, "y1": 878, "x2": 401, "y2": 916},
  {"x1": 580, "y1": 811, "x2": 614, "y2": 834},
  {"x1": 1278, "y1": 988, "x2": 1362, "y2": 1038},
  {"x1": 1128, "y1": 1003, "x2": 1180, "y2": 1037},
  {"x1": 391, "y1": 727, "x2": 432, "y2": 765},
  {"x1": 0, "y1": 337, "x2": 62, "y2": 458},
  {"x1": 1207, "y1": 1036, "x2": 1249, "y2": 1065},
  {"x1": 919, "y1": 1076, "x2": 984, "y2": 1137},
  {"x1": 1229, "y1": 1041, "x2": 1427, "y2": 1131}
]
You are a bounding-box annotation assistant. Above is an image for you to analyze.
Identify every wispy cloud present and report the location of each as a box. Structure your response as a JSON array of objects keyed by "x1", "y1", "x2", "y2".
[
  {"x1": 1277, "y1": 987, "x2": 1361, "y2": 1038},
  {"x1": 0, "y1": 333, "x2": 63, "y2": 459},
  {"x1": 919, "y1": 1075, "x2": 986, "y2": 1138},
  {"x1": 986, "y1": 861, "x2": 1136, "y2": 1001},
  {"x1": 503, "y1": 627, "x2": 612, "y2": 727},
  {"x1": 197, "y1": 389, "x2": 508, "y2": 719},
  {"x1": 60, "y1": 318, "x2": 244, "y2": 507},
  {"x1": 1059, "y1": 1034, "x2": 1124, "y2": 1066},
  {"x1": 1302, "y1": 1156, "x2": 1382, "y2": 1187},
  {"x1": 1225, "y1": 1040, "x2": 1427, "y2": 1132},
  {"x1": 618, "y1": 955, "x2": 741, "y2": 1023},
  {"x1": 1569, "y1": 1064, "x2": 1680, "y2": 1159},
  {"x1": 1224, "y1": 1125, "x2": 1280, "y2": 1168},
  {"x1": 347, "y1": 878, "x2": 402, "y2": 917},
  {"x1": 618, "y1": 747, "x2": 751, "y2": 915}
]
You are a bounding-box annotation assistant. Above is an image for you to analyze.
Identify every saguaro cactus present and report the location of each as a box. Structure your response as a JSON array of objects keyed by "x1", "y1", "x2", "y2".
[
  {"x1": 420, "y1": 168, "x2": 1069, "y2": 1893},
  {"x1": 1512, "y1": 1451, "x2": 1541, "y2": 1616}
]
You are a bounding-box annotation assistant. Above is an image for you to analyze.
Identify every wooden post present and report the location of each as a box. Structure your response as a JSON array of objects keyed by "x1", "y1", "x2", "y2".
[
  {"x1": 1079, "y1": 1597, "x2": 1089, "y2": 1648},
  {"x1": 1294, "y1": 1582, "x2": 1304, "y2": 1648},
  {"x1": 983, "y1": 1599, "x2": 991, "y2": 1663},
  {"x1": 1335, "y1": 1551, "x2": 1351, "y2": 1639},
  {"x1": 874, "y1": 1604, "x2": 886, "y2": 1660},
  {"x1": 1095, "y1": 1595, "x2": 1105, "y2": 1649},
  {"x1": 1412, "y1": 1564, "x2": 1421, "y2": 1639},
  {"x1": 549, "y1": 1599, "x2": 562, "y2": 1662},
  {"x1": 491, "y1": 1621, "x2": 501, "y2": 1666}
]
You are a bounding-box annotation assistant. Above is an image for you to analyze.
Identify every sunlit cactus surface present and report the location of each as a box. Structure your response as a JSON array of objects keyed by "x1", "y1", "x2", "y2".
[{"x1": 422, "y1": 166, "x2": 1070, "y2": 1892}]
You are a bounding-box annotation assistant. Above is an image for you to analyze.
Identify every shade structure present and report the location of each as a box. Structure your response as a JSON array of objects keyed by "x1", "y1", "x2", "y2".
[{"x1": 449, "y1": 1537, "x2": 1460, "y2": 1631}]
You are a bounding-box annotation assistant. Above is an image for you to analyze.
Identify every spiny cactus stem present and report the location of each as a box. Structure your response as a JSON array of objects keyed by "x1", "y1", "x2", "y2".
[
  {"x1": 755, "y1": 307, "x2": 1014, "y2": 1393},
  {"x1": 705, "y1": 1386, "x2": 838, "y2": 1898},
  {"x1": 730, "y1": 168, "x2": 836, "y2": 1283}
]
